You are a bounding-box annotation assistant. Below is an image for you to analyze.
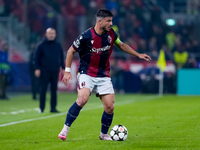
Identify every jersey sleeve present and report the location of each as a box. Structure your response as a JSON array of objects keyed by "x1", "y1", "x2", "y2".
[{"x1": 72, "y1": 32, "x2": 87, "y2": 52}]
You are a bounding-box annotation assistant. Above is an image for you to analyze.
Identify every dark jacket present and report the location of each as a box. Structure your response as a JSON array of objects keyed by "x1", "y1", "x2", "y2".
[{"x1": 35, "y1": 38, "x2": 65, "y2": 72}]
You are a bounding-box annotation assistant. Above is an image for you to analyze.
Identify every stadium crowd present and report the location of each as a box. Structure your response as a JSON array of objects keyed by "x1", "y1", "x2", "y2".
[
  {"x1": 1, "y1": 0, "x2": 200, "y2": 68},
  {"x1": 1, "y1": 0, "x2": 200, "y2": 95}
]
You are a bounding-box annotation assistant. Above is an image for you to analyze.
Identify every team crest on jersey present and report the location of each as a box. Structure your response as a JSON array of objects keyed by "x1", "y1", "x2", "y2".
[{"x1": 108, "y1": 36, "x2": 112, "y2": 43}]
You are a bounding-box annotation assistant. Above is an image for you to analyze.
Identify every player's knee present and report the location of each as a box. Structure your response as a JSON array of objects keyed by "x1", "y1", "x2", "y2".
[
  {"x1": 76, "y1": 96, "x2": 89, "y2": 107},
  {"x1": 105, "y1": 105, "x2": 114, "y2": 114}
]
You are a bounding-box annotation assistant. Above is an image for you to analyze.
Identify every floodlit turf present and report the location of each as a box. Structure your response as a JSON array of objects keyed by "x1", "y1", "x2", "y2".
[{"x1": 0, "y1": 93, "x2": 200, "y2": 150}]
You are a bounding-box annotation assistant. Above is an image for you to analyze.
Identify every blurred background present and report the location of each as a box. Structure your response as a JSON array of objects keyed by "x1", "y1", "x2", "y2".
[{"x1": 0, "y1": 0, "x2": 200, "y2": 96}]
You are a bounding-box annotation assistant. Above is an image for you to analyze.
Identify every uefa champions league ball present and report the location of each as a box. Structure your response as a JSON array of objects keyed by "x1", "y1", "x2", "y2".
[{"x1": 110, "y1": 125, "x2": 128, "y2": 141}]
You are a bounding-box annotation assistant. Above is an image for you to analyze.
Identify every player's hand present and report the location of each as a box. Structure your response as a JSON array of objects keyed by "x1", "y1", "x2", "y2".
[
  {"x1": 62, "y1": 72, "x2": 72, "y2": 86},
  {"x1": 138, "y1": 54, "x2": 151, "y2": 62},
  {"x1": 35, "y1": 69, "x2": 41, "y2": 77},
  {"x1": 60, "y1": 67, "x2": 65, "y2": 75},
  {"x1": 61, "y1": 69, "x2": 65, "y2": 75}
]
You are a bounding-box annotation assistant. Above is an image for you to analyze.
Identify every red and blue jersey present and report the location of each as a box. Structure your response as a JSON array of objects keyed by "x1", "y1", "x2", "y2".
[{"x1": 72, "y1": 27, "x2": 118, "y2": 77}]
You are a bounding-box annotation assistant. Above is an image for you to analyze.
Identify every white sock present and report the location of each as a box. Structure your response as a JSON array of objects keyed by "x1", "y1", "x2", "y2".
[{"x1": 63, "y1": 124, "x2": 70, "y2": 131}]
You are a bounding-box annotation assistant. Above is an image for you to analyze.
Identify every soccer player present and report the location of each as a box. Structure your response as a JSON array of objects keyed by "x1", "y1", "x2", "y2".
[{"x1": 58, "y1": 8, "x2": 151, "y2": 141}]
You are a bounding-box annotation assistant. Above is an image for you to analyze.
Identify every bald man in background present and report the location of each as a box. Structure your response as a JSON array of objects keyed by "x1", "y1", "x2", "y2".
[{"x1": 35, "y1": 28, "x2": 65, "y2": 113}]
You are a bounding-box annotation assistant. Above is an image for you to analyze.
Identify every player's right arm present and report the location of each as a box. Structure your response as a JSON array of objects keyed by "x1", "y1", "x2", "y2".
[
  {"x1": 62, "y1": 46, "x2": 76, "y2": 86},
  {"x1": 62, "y1": 31, "x2": 87, "y2": 86}
]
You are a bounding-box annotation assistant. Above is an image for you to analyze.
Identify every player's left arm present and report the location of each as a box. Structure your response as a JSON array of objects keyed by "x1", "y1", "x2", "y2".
[{"x1": 114, "y1": 38, "x2": 151, "y2": 62}]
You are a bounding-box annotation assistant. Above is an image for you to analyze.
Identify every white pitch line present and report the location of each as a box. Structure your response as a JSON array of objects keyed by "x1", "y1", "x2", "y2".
[
  {"x1": 0, "y1": 108, "x2": 39, "y2": 115},
  {"x1": 0, "y1": 95, "x2": 160, "y2": 127}
]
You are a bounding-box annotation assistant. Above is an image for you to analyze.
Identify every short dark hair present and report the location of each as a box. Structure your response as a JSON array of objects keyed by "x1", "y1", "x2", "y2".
[{"x1": 96, "y1": 8, "x2": 113, "y2": 18}]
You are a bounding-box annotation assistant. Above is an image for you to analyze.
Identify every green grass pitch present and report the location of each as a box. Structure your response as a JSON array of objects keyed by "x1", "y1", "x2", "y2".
[{"x1": 0, "y1": 93, "x2": 200, "y2": 150}]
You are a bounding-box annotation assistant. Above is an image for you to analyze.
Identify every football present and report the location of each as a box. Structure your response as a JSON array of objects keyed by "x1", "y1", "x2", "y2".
[{"x1": 110, "y1": 125, "x2": 128, "y2": 141}]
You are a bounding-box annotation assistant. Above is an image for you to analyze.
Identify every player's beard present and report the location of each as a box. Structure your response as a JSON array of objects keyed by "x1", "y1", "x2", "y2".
[{"x1": 102, "y1": 25, "x2": 111, "y2": 33}]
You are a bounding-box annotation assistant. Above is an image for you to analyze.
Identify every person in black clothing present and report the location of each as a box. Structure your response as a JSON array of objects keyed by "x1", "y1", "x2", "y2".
[
  {"x1": 29, "y1": 43, "x2": 40, "y2": 100},
  {"x1": 35, "y1": 28, "x2": 65, "y2": 113}
]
